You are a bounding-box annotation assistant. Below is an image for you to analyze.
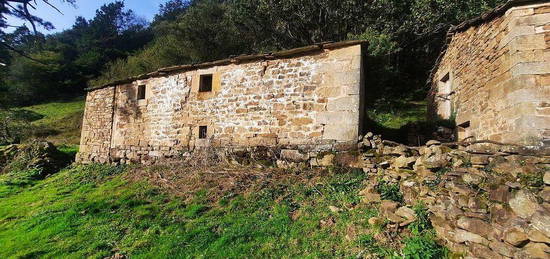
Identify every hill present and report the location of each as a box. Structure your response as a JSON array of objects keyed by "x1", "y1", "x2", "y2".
[{"x1": 0, "y1": 97, "x2": 84, "y2": 147}]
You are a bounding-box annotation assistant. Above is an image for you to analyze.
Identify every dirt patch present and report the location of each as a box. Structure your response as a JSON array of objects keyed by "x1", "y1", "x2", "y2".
[{"x1": 126, "y1": 162, "x2": 333, "y2": 203}]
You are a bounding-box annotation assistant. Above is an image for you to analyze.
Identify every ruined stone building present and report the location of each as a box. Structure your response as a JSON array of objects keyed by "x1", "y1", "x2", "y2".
[
  {"x1": 77, "y1": 1, "x2": 550, "y2": 164},
  {"x1": 430, "y1": 0, "x2": 550, "y2": 149},
  {"x1": 77, "y1": 41, "x2": 367, "y2": 163}
]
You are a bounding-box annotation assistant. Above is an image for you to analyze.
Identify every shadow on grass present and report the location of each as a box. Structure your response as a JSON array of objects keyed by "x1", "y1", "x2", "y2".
[{"x1": 363, "y1": 101, "x2": 428, "y2": 144}]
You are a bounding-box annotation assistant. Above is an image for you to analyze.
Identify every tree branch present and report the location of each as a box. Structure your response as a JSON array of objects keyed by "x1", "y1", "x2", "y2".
[{"x1": 0, "y1": 40, "x2": 46, "y2": 65}]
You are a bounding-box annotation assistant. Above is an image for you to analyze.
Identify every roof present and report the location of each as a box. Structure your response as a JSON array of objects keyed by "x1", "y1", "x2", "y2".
[
  {"x1": 88, "y1": 40, "x2": 368, "y2": 91},
  {"x1": 450, "y1": 0, "x2": 547, "y2": 33}
]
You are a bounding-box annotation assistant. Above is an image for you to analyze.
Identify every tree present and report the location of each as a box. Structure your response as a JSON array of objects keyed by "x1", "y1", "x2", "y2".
[
  {"x1": 1, "y1": 1, "x2": 153, "y2": 106},
  {"x1": 153, "y1": 0, "x2": 192, "y2": 24}
]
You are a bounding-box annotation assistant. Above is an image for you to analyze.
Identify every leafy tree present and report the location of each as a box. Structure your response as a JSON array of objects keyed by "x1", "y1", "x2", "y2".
[
  {"x1": 1, "y1": 1, "x2": 153, "y2": 106},
  {"x1": 153, "y1": 0, "x2": 193, "y2": 24}
]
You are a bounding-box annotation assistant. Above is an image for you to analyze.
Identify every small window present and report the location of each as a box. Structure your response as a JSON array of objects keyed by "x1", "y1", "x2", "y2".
[
  {"x1": 199, "y1": 126, "x2": 208, "y2": 139},
  {"x1": 440, "y1": 73, "x2": 450, "y2": 83},
  {"x1": 458, "y1": 121, "x2": 470, "y2": 128},
  {"x1": 199, "y1": 74, "x2": 213, "y2": 92},
  {"x1": 137, "y1": 85, "x2": 146, "y2": 100}
]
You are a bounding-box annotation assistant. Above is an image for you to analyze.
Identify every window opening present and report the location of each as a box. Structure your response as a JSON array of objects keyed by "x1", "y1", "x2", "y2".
[{"x1": 199, "y1": 74, "x2": 213, "y2": 92}]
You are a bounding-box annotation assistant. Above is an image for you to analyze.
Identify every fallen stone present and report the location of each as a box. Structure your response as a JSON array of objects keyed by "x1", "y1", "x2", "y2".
[
  {"x1": 395, "y1": 206, "x2": 416, "y2": 221},
  {"x1": 531, "y1": 211, "x2": 550, "y2": 239},
  {"x1": 446, "y1": 182, "x2": 473, "y2": 195},
  {"x1": 399, "y1": 218, "x2": 416, "y2": 227},
  {"x1": 489, "y1": 241, "x2": 517, "y2": 257},
  {"x1": 280, "y1": 149, "x2": 309, "y2": 162},
  {"x1": 490, "y1": 204, "x2": 515, "y2": 223},
  {"x1": 528, "y1": 229, "x2": 550, "y2": 244},
  {"x1": 540, "y1": 187, "x2": 550, "y2": 203},
  {"x1": 545, "y1": 172, "x2": 550, "y2": 186},
  {"x1": 386, "y1": 212, "x2": 405, "y2": 224},
  {"x1": 361, "y1": 193, "x2": 381, "y2": 204},
  {"x1": 470, "y1": 155, "x2": 490, "y2": 165},
  {"x1": 463, "y1": 173, "x2": 484, "y2": 185},
  {"x1": 464, "y1": 211, "x2": 489, "y2": 220},
  {"x1": 492, "y1": 162, "x2": 522, "y2": 177},
  {"x1": 457, "y1": 217, "x2": 491, "y2": 237},
  {"x1": 424, "y1": 153, "x2": 450, "y2": 169},
  {"x1": 518, "y1": 242, "x2": 550, "y2": 259},
  {"x1": 380, "y1": 200, "x2": 399, "y2": 215},
  {"x1": 329, "y1": 206, "x2": 342, "y2": 213},
  {"x1": 393, "y1": 155, "x2": 416, "y2": 169},
  {"x1": 386, "y1": 145, "x2": 409, "y2": 156},
  {"x1": 504, "y1": 229, "x2": 530, "y2": 247},
  {"x1": 364, "y1": 132, "x2": 374, "y2": 139},
  {"x1": 509, "y1": 190, "x2": 540, "y2": 219},
  {"x1": 470, "y1": 243, "x2": 501, "y2": 258},
  {"x1": 318, "y1": 154, "x2": 335, "y2": 166},
  {"x1": 454, "y1": 229, "x2": 489, "y2": 245},
  {"x1": 489, "y1": 185, "x2": 510, "y2": 203}
]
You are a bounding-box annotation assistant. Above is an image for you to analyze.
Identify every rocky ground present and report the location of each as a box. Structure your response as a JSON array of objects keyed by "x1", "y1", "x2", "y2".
[{"x1": 305, "y1": 133, "x2": 550, "y2": 258}]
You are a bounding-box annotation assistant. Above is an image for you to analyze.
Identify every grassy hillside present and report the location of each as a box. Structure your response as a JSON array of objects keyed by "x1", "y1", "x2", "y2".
[
  {"x1": 0, "y1": 98, "x2": 85, "y2": 146},
  {"x1": 0, "y1": 164, "x2": 447, "y2": 258}
]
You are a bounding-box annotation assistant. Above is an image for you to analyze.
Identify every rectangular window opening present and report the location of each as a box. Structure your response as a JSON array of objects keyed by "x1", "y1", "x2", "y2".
[
  {"x1": 137, "y1": 85, "x2": 146, "y2": 100},
  {"x1": 458, "y1": 121, "x2": 470, "y2": 129},
  {"x1": 199, "y1": 126, "x2": 208, "y2": 139},
  {"x1": 199, "y1": 74, "x2": 213, "y2": 92}
]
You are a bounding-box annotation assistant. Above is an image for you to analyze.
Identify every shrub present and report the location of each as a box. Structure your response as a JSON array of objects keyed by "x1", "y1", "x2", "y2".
[
  {"x1": 409, "y1": 203, "x2": 431, "y2": 235},
  {"x1": 375, "y1": 180, "x2": 404, "y2": 203},
  {"x1": 402, "y1": 231, "x2": 448, "y2": 259}
]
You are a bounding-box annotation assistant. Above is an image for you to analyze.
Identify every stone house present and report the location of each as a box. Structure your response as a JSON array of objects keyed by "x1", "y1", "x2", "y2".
[
  {"x1": 77, "y1": 41, "x2": 368, "y2": 163},
  {"x1": 430, "y1": 0, "x2": 550, "y2": 149}
]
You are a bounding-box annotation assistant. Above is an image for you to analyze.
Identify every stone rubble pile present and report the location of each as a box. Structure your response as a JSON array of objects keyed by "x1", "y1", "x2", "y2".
[{"x1": 348, "y1": 133, "x2": 550, "y2": 259}]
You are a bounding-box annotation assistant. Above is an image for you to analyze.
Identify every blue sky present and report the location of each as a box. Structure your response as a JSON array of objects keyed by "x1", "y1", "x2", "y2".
[{"x1": 6, "y1": 0, "x2": 168, "y2": 33}]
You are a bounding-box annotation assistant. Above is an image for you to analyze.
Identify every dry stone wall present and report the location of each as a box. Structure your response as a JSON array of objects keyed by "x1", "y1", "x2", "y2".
[
  {"x1": 356, "y1": 136, "x2": 550, "y2": 259},
  {"x1": 290, "y1": 133, "x2": 550, "y2": 259},
  {"x1": 431, "y1": 2, "x2": 550, "y2": 149},
  {"x1": 78, "y1": 44, "x2": 365, "y2": 164}
]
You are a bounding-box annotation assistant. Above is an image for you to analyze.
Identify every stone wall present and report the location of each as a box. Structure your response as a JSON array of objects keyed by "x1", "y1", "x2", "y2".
[
  {"x1": 78, "y1": 44, "x2": 366, "y2": 164},
  {"x1": 430, "y1": 2, "x2": 550, "y2": 148},
  {"x1": 352, "y1": 134, "x2": 550, "y2": 259},
  {"x1": 76, "y1": 87, "x2": 115, "y2": 163},
  {"x1": 290, "y1": 133, "x2": 550, "y2": 258}
]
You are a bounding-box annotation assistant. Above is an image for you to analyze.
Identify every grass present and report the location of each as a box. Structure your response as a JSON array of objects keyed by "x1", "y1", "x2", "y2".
[
  {"x1": 0, "y1": 163, "x2": 449, "y2": 258},
  {"x1": 367, "y1": 100, "x2": 427, "y2": 130},
  {"x1": 0, "y1": 97, "x2": 85, "y2": 145}
]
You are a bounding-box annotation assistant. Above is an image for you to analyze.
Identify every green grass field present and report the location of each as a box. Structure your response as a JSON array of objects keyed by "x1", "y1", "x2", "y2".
[
  {"x1": 0, "y1": 164, "x2": 447, "y2": 258},
  {"x1": 0, "y1": 98, "x2": 85, "y2": 146}
]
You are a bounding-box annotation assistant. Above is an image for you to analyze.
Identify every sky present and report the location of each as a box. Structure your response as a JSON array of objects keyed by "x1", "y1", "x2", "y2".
[{"x1": 5, "y1": 0, "x2": 168, "y2": 34}]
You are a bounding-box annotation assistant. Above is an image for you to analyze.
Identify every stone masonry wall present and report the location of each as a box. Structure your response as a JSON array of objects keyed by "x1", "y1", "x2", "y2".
[
  {"x1": 431, "y1": 2, "x2": 550, "y2": 148},
  {"x1": 78, "y1": 44, "x2": 365, "y2": 163},
  {"x1": 351, "y1": 134, "x2": 550, "y2": 259},
  {"x1": 76, "y1": 87, "x2": 115, "y2": 163}
]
